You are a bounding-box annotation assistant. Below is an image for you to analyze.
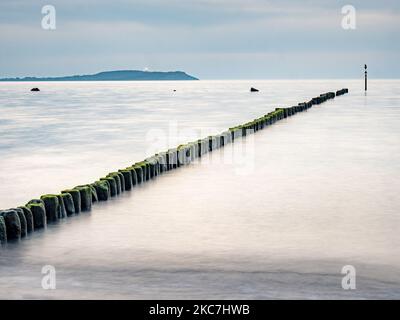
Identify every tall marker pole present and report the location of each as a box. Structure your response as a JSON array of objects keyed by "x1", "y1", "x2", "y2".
[{"x1": 364, "y1": 64, "x2": 368, "y2": 91}]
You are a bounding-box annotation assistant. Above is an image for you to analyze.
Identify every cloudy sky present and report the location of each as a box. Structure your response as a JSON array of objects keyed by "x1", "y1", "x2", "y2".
[{"x1": 0, "y1": 0, "x2": 399, "y2": 79}]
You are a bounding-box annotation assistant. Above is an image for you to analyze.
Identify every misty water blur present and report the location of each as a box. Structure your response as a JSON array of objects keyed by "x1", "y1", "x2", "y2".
[{"x1": 0, "y1": 80, "x2": 399, "y2": 299}]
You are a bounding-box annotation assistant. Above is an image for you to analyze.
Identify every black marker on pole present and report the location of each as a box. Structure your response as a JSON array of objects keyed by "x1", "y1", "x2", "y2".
[{"x1": 364, "y1": 64, "x2": 367, "y2": 91}]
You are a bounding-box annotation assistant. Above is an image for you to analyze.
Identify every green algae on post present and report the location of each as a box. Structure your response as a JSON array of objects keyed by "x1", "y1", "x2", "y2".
[
  {"x1": 59, "y1": 192, "x2": 75, "y2": 216},
  {"x1": 56, "y1": 195, "x2": 67, "y2": 219},
  {"x1": 61, "y1": 189, "x2": 81, "y2": 213},
  {"x1": 101, "y1": 177, "x2": 118, "y2": 197},
  {"x1": 93, "y1": 180, "x2": 110, "y2": 201},
  {"x1": 26, "y1": 201, "x2": 47, "y2": 229},
  {"x1": 19, "y1": 206, "x2": 34, "y2": 233},
  {"x1": 11, "y1": 208, "x2": 27, "y2": 237},
  {"x1": 0, "y1": 210, "x2": 21, "y2": 240},
  {"x1": 0, "y1": 88, "x2": 348, "y2": 245},
  {"x1": 119, "y1": 169, "x2": 132, "y2": 190},
  {"x1": 75, "y1": 186, "x2": 92, "y2": 211},
  {"x1": 40, "y1": 195, "x2": 60, "y2": 222}
]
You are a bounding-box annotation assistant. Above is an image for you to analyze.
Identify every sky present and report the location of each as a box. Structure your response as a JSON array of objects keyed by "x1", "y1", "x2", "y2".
[{"x1": 0, "y1": 0, "x2": 399, "y2": 79}]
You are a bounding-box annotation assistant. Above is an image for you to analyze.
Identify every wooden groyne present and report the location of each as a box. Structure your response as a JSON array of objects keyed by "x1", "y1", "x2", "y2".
[{"x1": 0, "y1": 88, "x2": 349, "y2": 244}]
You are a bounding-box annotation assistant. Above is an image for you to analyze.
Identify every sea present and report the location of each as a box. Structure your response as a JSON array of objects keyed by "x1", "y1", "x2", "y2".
[{"x1": 0, "y1": 79, "x2": 399, "y2": 299}]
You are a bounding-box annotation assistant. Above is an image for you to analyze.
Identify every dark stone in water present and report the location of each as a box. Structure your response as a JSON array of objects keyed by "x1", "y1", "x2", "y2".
[
  {"x1": 31, "y1": 88, "x2": 40, "y2": 92},
  {"x1": 0, "y1": 210, "x2": 21, "y2": 240},
  {"x1": 250, "y1": 87, "x2": 259, "y2": 92}
]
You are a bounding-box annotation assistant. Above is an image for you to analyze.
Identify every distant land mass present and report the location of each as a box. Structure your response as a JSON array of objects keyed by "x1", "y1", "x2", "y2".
[{"x1": 0, "y1": 70, "x2": 199, "y2": 81}]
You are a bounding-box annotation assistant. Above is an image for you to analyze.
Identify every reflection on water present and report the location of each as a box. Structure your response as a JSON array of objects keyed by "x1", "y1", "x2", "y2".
[{"x1": 0, "y1": 80, "x2": 400, "y2": 299}]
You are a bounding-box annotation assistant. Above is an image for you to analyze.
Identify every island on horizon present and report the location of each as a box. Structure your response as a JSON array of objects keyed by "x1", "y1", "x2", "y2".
[{"x1": 0, "y1": 70, "x2": 199, "y2": 82}]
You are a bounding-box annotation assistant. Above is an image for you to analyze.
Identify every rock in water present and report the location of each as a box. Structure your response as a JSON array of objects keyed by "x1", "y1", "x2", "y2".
[
  {"x1": 250, "y1": 87, "x2": 259, "y2": 92},
  {"x1": 31, "y1": 88, "x2": 40, "y2": 92}
]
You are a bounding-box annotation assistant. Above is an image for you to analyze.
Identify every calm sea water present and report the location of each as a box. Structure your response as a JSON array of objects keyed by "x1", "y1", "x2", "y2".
[{"x1": 0, "y1": 80, "x2": 399, "y2": 299}]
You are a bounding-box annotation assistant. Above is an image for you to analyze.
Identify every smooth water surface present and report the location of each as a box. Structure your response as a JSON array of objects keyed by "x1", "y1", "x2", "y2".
[{"x1": 1, "y1": 80, "x2": 399, "y2": 299}]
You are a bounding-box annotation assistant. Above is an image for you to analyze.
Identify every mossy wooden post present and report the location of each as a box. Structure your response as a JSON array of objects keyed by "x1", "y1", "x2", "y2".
[
  {"x1": 119, "y1": 169, "x2": 132, "y2": 190},
  {"x1": 75, "y1": 186, "x2": 92, "y2": 211},
  {"x1": 141, "y1": 162, "x2": 149, "y2": 179},
  {"x1": 126, "y1": 167, "x2": 138, "y2": 186},
  {"x1": 94, "y1": 180, "x2": 109, "y2": 201},
  {"x1": 158, "y1": 153, "x2": 167, "y2": 173},
  {"x1": 177, "y1": 145, "x2": 188, "y2": 166},
  {"x1": 145, "y1": 157, "x2": 157, "y2": 179},
  {"x1": 19, "y1": 206, "x2": 34, "y2": 233},
  {"x1": 150, "y1": 156, "x2": 159, "y2": 176},
  {"x1": 62, "y1": 189, "x2": 81, "y2": 213},
  {"x1": 101, "y1": 178, "x2": 117, "y2": 196},
  {"x1": 59, "y1": 193, "x2": 75, "y2": 216},
  {"x1": 132, "y1": 166, "x2": 143, "y2": 184},
  {"x1": 0, "y1": 210, "x2": 21, "y2": 240},
  {"x1": 171, "y1": 150, "x2": 177, "y2": 169},
  {"x1": 152, "y1": 155, "x2": 160, "y2": 175},
  {"x1": 189, "y1": 143, "x2": 196, "y2": 161},
  {"x1": 12, "y1": 208, "x2": 27, "y2": 237},
  {"x1": 196, "y1": 140, "x2": 202, "y2": 157},
  {"x1": 208, "y1": 136, "x2": 213, "y2": 152},
  {"x1": 135, "y1": 162, "x2": 149, "y2": 180},
  {"x1": 117, "y1": 172, "x2": 125, "y2": 192},
  {"x1": 113, "y1": 173, "x2": 122, "y2": 194},
  {"x1": 166, "y1": 150, "x2": 175, "y2": 170},
  {"x1": 40, "y1": 195, "x2": 59, "y2": 222},
  {"x1": 218, "y1": 134, "x2": 224, "y2": 147},
  {"x1": 147, "y1": 161, "x2": 156, "y2": 178},
  {"x1": 56, "y1": 195, "x2": 67, "y2": 219},
  {"x1": 100, "y1": 178, "x2": 116, "y2": 197},
  {"x1": 0, "y1": 216, "x2": 7, "y2": 244},
  {"x1": 89, "y1": 184, "x2": 98, "y2": 202},
  {"x1": 157, "y1": 154, "x2": 164, "y2": 174},
  {"x1": 26, "y1": 201, "x2": 46, "y2": 229}
]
